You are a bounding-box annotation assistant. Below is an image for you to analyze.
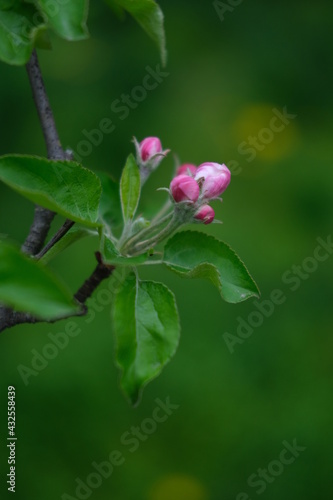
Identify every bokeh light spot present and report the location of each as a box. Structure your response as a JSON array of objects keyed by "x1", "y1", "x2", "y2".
[{"x1": 148, "y1": 474, "x2": 209, "y2": 500}]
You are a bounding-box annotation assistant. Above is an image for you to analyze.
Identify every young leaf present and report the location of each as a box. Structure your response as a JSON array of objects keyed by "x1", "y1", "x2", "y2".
[
  {"x1": 112, "y1": 271, "x2": 180, "y2": 405},
  {"x1": 0, "y1": 155, "x2": 102, "y2": 227},
  {"x1": 0, "y1": 241, "x2": 80, "y2": 319},
  {"x1": 105, "y1": 0, "x2": 167, "y2": 66},
  {"x1": 0, "y1": 2, "x2": 46, "y2": 65},
  {"x1": 35, "y1": 0, "x2": 89, "y2": 41},
  {"x1": 96, "y1": 171, "x2": 122, "y2": 228},
  {"x1": 120, "y1": 154, "x2": 141, "y2": 223},
  {"x1": 101, "y1": 234, "x2": 148, "y2": 266},
  {"x1": 163, "y1": 231, "x2": 260, "y2": 303}
]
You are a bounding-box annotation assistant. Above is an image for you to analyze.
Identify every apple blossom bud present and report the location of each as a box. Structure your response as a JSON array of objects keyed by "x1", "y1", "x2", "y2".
[
  {"x1": 194, "y1": 204, "x2": 215, "y2": 224},
  {"x1": 176, "y1": 163, "x2": 197, "y2": 176},
  {"x1": 170, "y1": 174, "x2": 200, "y2": 203},
  {"x1": 139, "y1": 136, "x2": 163, "y2": 162},
  {"x1": 195, "y1": 162, "x2": 231, "y2": 199}
]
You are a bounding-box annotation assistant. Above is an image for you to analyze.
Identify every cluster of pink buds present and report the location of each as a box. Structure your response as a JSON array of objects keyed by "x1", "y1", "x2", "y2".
[
  {"x1": 170, "y1": 162, "x2": 231, "y2": 224},
  {"x1": 122, "y1": 137, "x2": 231, "y2": 256},
  {"x1": 132, "y1": 136, "x2": 231, "y2": 226}
]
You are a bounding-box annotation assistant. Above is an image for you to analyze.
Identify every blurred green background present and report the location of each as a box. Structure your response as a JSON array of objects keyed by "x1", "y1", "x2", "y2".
[{"x1": 1, "y1": 1, "x2": 333, "y2": 499}]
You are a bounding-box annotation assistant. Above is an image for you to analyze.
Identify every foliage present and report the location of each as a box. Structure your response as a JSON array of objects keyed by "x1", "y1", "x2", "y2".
[
  {"x1": 0, "y1": 0, "x2": 166, "y2": 65},
  {"x1": 0, "y1": 0, "x2": 259, "y2": 405}
]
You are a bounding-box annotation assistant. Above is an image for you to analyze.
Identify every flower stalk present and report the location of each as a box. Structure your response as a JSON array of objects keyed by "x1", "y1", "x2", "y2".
[
  {"x1": 125, "y1": 214, "x2": 181, "y2": 256},
  {"x1": 121, "y1": 212, "x2": 174, "y2": 255}
]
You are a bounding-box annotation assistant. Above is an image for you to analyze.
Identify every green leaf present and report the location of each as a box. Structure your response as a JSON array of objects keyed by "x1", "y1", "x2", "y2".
[
  {"x1": 35, "y1": 0, "x2": 89, "y2": 41},
  {"x1": 96, "y1": 171, "x2": 122, "y2": 228},
  {"x1": 40, "y1": 226, "x2": 95, "y2": 264},
  {"x1": 120, "y1": 154, "x2": 141, "y2": 223},
  {"x1": 163, "y1": 231, "x2": 260, "y2": 303},
  {"x1": 102, "y1": 233, "x2": 148, "y2": 266},
  {"x1": 0, "y1": 1, "x2": 46, "y2": 65},
  {"x1": 105, "y1": 0, "x2": 166, "y2": 66},
  {"x1": 112, "y1": 271, "x2": 180, "y2": 405},
  {"x1": 104, "y1": 0, "x2": 125, "y2": 19},
  {"x1": 0, "y1": 241, "x2": 80, "y2": 318},
  {"x1": 0, "y1": 155, "x2": 102, "y2": 227}
]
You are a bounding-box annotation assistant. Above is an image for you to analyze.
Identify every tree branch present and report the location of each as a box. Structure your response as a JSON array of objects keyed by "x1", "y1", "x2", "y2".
[
  {"x1": 0, "y1": 49, "x2": 77, "y2": 331},
  {"x1": 21, "y1": 206, "x2": 56, "y2": 255},
  {"x1": 0, "y1": 52, "x2": 115, "y2": 334},
  {"x1": 25, "y1": 49, "x2": 65, "y2": 161},
  {"x1": 0, "y1": 253, "x2": 115, "y2": 333},
  {"x1": 23, "y1": 49, "x2": 68, "y2": 256}
]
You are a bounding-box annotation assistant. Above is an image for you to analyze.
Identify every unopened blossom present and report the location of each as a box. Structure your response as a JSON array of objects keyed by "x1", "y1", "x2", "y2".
[
  {"x1": 139, "y1": 136, "x2": 163, "y2": 162},
  {"x1": 195, "y1": 162, "x2": 231, "y2": 199},
  {"x1": 134, "y1": 137, "x2": 170, "y2": 179},
  {"x1": 176, "y1": 163, "x2": 197, "y2": 176},
  {"x1": 170, "y1": 174, "x2": 200, "y2": 203},
  {"x1": 194, "y1": 204, "x2": 215, "y2": 224}
]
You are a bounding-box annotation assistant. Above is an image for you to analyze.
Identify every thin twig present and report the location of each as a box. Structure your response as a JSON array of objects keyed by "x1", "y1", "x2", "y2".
[
  {"x1": 36, "y1": 219, "x2": 75, "y2": 260},
  {"x1": 0, "y1": 307, "x2": 87, "y2": 332},
  {"x1": 74, "y1": 252, "x2": 115, "y2": 304}
]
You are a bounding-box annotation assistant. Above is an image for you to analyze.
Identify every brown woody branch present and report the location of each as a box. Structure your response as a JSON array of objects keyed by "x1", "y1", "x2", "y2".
[{"x1": 22, "y1": 49, "x2": 67, "y2": 256}]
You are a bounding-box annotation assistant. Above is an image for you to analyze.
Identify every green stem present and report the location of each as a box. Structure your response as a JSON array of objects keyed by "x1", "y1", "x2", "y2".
[
  {"x1": 121, "y1": 212, "x2": 173, "y2": 253},
  {"x1": 150, "y1": 198, "x2": 172, "y2": 224},
  {"x1": 126, "y1": 215, "x2": 180, "y2": 256},
  {"x1": 118, "y1": 220, "x2": 132, "y2": 248}
]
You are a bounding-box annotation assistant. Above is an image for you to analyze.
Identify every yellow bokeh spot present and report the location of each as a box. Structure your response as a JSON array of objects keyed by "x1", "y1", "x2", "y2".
[
  {"x1": 148, "y1": 474, "x2": 209, "y2": 500},
  {"x1": 231, "y1": 103, "x2": 299, "y2": 168}
]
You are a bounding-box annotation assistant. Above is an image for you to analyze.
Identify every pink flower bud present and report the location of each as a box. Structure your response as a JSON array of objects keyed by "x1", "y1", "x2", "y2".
[
  {"x1": 170, "y1": 174, "x2": 200, "y2": 203},
  {"x1": 176, "y1": 163, "x2": 197, "y2": 176},
  {"x1": 139, "y1": 137, "x2": 163, "y2": 162},
  {"x1": 195, "y1": 162, "x2": 231, "y2": 199},
  {"x1": 194, "y1": 205, "x2": 215, "y2": 224}
]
